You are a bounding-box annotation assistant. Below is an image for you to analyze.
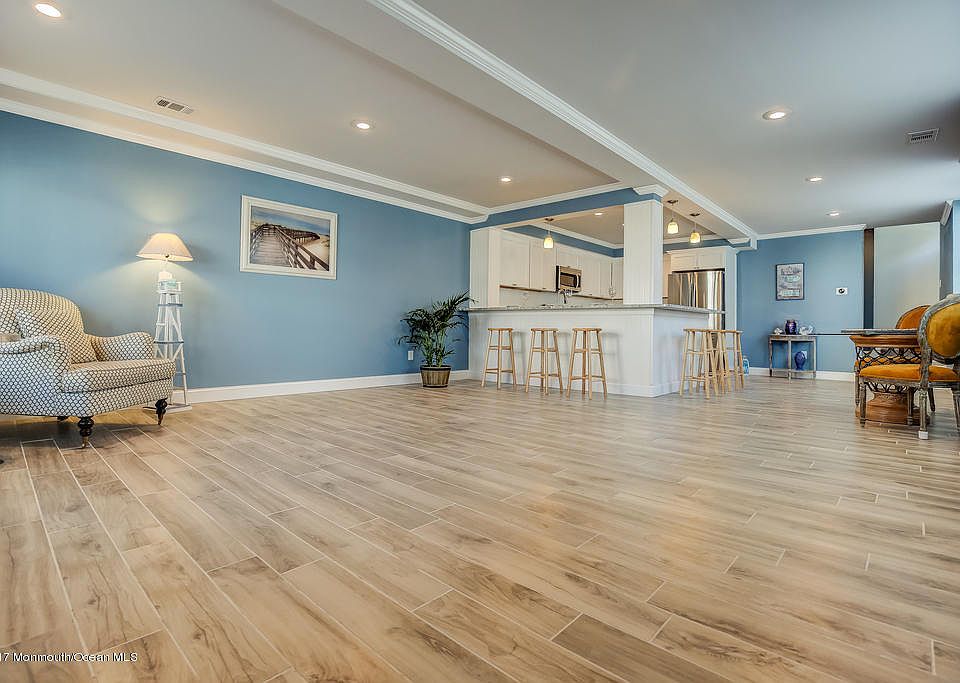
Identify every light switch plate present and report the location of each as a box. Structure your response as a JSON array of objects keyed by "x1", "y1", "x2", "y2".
[
  {"x1": 407, "y1": 350, "x2": 415, "y2": 361},
  {"x1": 836, "y1": 287, "x2": 848, "y2": 296}
]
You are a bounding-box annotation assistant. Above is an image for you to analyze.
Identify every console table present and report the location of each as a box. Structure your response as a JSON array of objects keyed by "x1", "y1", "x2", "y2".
[{"x1": 768, "y1": 334, "x2": 817, "y2": 379}]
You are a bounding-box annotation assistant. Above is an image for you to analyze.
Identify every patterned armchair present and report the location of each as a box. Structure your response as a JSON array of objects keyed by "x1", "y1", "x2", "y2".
[{"x1": 0, "y1": 289, "x2": 174, "y2": 447}]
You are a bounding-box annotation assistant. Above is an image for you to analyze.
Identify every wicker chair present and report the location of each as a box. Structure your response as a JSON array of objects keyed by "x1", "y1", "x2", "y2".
[
  {"x1": 0, "y1": 289, "x2": 174, "y2": 447},
  {"x1": 858, "y1": 295, "x2": 960, "y2": 439}
]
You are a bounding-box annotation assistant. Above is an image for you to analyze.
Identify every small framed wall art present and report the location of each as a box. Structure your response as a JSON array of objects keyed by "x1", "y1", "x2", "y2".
[{"x1": 775, "y1": 262, "x2": 804, "y2": 301}]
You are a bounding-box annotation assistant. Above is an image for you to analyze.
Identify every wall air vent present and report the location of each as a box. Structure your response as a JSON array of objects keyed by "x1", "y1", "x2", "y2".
[
  {"x1": 155, "y1": 97, "x2": 194, "y2": 115},
  {"x1": 906, "y1": 128, "x2": 939, "y2": 144}
]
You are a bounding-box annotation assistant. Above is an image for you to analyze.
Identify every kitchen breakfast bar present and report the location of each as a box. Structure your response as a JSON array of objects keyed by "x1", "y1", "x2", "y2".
[{"x1": 468, "y1": 304, "x2": 714, "y2": 396}]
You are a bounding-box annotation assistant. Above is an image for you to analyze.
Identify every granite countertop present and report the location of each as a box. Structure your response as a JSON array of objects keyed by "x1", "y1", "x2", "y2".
[{"x1": 468, "y1": 303, "x2": 721, "y2": 314}]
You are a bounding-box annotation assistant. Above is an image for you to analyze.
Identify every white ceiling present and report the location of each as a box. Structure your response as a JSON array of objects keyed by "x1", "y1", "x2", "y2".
[
  {"x1": 1, "y1": 0, "x2": 956, "y2": 238},
  {"x1": 411, "y1": 0, "x2": 960, "y2": 232}
]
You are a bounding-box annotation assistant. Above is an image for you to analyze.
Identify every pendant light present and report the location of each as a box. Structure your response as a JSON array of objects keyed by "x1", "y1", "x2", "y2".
[
  {"x1": 543, "y1": 232, "x2": 554, "y2": 249},
  {"x1": 689, "y1": 211, "x2": 702, "y2": 244},
  {"x1": 666, "y1": 199, "x2": 680, "y2": 235}
]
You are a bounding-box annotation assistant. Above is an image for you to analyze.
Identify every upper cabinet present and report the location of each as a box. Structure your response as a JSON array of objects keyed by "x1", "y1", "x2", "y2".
[
  {"x1": 498, "y1": 232, "x2": 621, "y2": 299},
  {"x1": 611, "y1": 258, "x2": 623, "y2": 299},
  {"x1": 669, "y1": 246, "x2": 727, "y2": 271},
  {"x1": 529, "y1": 242, "x2": 557, "y2": 291},
  {"x1": 500, "y1": 233, "x2": 530, "y2": 288}
]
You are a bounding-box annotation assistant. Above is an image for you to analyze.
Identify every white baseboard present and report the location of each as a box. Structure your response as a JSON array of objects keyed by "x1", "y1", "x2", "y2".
[
  {"x1": 749, "y1": 367, "x2": 853, "y2": 382},
  {"x1": 188, "y1": 370, "x2": 472, "y2": 403}
]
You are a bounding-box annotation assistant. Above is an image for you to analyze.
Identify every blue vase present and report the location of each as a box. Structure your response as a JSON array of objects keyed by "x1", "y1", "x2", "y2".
[{"x1": 794, "y1": 350, "x2": 807, "y2": 371}]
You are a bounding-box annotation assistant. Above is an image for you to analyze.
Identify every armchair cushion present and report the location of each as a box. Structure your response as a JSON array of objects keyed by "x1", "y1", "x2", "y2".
[
  {"x1": 860, "y1": 364, "x2": 959, "y2": 382},
  {"x1": 61, "y1": 359, "x2": 176, "y2": 393},
  {"x1": 90, "y1": 332, "x2": 155, "y2": 361},
  {"x1": 15, "y1": 307, "x2": 97, "y2": 364}
]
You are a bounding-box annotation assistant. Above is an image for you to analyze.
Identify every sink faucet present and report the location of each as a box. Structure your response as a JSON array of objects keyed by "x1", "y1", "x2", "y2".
[{"x1": 558, "y1": 288, "x2": 570, "y2": 305}]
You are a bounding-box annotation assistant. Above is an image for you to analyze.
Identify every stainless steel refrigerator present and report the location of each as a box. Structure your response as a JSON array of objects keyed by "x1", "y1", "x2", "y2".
[{"x1": 667, "y1": 269, "x2": 725, "y2": 329}]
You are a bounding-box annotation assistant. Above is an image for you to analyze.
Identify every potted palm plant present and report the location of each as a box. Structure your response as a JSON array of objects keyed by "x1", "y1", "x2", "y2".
[{"x1": 398, "y1": 292, "x2": 470, "y2": 388}]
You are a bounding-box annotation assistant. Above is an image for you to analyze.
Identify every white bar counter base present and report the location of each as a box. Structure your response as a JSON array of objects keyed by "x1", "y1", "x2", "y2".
[{"x1": 468, "y1": 304, "x2": 713, "y2": 397}]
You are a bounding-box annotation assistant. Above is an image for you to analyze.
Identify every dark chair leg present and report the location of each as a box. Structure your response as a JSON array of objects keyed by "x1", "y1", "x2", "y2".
[
  {"x1": 78, "y1": 416, "x2": 94, "y2": 448},
  {"x1": 156, "y1": 398, "x2": 168, "y2": 425},
  {"x1": 928, "y1": 388, "x2": 936, "y2": 413}
]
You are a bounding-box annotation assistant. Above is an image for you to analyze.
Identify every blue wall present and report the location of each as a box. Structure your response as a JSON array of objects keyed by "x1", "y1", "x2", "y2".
[
  {"x1": 737, "y1": 231, "x2": 864, "y2": 372},
  {"x1": 0, "y1": 112, "x2": 470, "y2": 389}
]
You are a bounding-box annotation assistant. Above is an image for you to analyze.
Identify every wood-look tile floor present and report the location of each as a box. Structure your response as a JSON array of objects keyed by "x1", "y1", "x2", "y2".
[{"x1": 2, "y1": 377, "x2": 960, "y2": 682}]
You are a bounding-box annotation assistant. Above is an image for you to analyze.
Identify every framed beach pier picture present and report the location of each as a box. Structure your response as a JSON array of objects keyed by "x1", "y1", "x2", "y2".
[
  {"x1": 775, "y1": 262, "x2": 804, "y2": 300},
  {"x1": 240, "y1": 196, "x2": 337, "y2": 279}
]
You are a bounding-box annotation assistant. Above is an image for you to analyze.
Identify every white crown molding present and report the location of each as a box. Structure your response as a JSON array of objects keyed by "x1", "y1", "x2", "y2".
[
  {"x1": 942, "y1": 200, "x2": 955, "y2": 225},
  {"x1": 530, "y1": 221, "x2": 621, "y2": 249},
  {"x1": 757, "y1": 223, "x2": 866, "y2": 240},
  {"x1": 0, "y1": 68, "x2": 491, "y2": 216},
  {"x1": 484, "y1": 181, "x2": 630, "y2": 215},
  {"x1": 189, "y1": 370, "x2": 472, "y2": 403},
  {"x1": 0, "y1": 98, "x2": 480, "y2": 223},
  {"x1": 367, "y1": 0, "x2": 757, "y2": 241},
  {"x1": 632, "y1": 184, "x2": 668, "y2": 199}
]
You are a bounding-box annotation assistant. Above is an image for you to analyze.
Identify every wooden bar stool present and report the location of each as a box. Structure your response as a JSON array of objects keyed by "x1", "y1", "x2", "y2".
[
  {"x1": 680, "y1": 328, "x2": 722, "y2": 397},
  {"x1": 566, "y1": 328, "x2": 608, "y2": 398},
  {"x1": 482, "y1": 328, "x2": 518, "y2": 389},
  {"x1": 718, "y1": 329, "x2": 745, "y2": 390},
  {"x1": 712, "y1": 330, "x2": 732, "y2": 394},
  {"x1": 525, "y1": 328, "x2": 564, "y2": 394}
]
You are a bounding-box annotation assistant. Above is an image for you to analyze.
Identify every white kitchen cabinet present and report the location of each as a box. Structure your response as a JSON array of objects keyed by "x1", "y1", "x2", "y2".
[
  {"x1": 529, "y1": 242, "x2": 557, "y2": 291},
  {"x1": 669, "y1": 251, "x2": 699, "y2": 271},
  {"x1": 579, "y1": 254, "x2": 601, "y2": 297},
  {"x1": 611, "y1": 258, "x2": 623, "y2": 299},
  {"x1": 500, "y1": 233, "x2": 530, "y2": 288},
  {"x1": 556, "y1": 245, "x2": 581, "y2": 270}
]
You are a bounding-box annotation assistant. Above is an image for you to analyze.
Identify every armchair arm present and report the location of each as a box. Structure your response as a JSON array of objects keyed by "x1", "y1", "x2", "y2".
[
  {"x1": 0, "y1": 335, "x2": 70, "y2": 377},
  {"x1": 89, "y1": 332, "x2": 155, "y2": 361}
]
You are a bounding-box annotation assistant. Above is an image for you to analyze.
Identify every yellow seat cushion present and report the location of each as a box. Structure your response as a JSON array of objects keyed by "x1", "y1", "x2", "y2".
[{"x1": 860, "y1": 364, "x2": 959, "y2": 382}]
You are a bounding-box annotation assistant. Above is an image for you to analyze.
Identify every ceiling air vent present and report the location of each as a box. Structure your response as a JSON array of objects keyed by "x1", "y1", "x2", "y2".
[
  {"x1": 155, "y1": 97, "x2": 194, "y2": 115},
  {"x1": 906, "y1": 128, "x2": 939, "y2": 144}
]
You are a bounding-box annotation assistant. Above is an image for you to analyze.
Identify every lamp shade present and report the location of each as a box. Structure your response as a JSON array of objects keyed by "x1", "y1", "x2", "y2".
[{"x1": 137, "y1": 233, "x2": 193, "y2": 262}]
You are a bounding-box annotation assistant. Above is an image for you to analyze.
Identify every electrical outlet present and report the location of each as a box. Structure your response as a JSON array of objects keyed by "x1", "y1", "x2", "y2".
[
  {"x1": 836, "y1": 287, "x2": 848, "y2": 296},
  {"x1": 407, "y1": 350, "x2": 414, "y2": 361}
]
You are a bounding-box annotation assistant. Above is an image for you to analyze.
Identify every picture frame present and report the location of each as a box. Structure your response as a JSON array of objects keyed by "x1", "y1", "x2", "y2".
[
  {"x1": 240, "y1": 195, "x2": 337, "y2": 279},
  {"x1": 775, "y1": 262, "x2": 804, "y2": 301}
]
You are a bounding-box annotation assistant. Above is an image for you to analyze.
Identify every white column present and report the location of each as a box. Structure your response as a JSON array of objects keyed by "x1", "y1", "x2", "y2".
[
  {"x1": 622, "y1": 191, "x2": 666, "y2": 304},
  {"x1": 469, "y1": 228, "x2": 502, "y2": 308}
]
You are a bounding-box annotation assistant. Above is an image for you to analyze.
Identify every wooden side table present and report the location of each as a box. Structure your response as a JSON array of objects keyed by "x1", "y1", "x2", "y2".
[{"x1": 768, "y1": 334, "x2": 817, "y2": 379}]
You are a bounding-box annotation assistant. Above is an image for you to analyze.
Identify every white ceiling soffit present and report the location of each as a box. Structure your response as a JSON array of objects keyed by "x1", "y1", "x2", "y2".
[{"x1": 359, "y1": 0, "x2": 757, "y2": 240}]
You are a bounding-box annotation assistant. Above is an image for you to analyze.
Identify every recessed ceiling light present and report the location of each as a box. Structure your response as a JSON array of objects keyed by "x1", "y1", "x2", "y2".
[
  {"x1": 827, "y1": 210, "x2": 841, "y2": 217},
  {"x1": 594, "y1": 212, "x2": 604, "y2": 216},
  {"x1": 806, "y1": 176, "x2": 823, "y2": 183},
  {"x1": 499, "y1": 176, "x2": 513, "y2": 183},
  {"x1": 689, "y1": 212, "x2": 701, "y2": 217},
  {"x1": 351, "y1": 120, "x2": 373, "y2": 131},
  {"x1": 34, "y1": 3, "x2": 61, "y2": 17},
  {"x1": 762, "y1": 108, "x2": 790, "y2": 121}
]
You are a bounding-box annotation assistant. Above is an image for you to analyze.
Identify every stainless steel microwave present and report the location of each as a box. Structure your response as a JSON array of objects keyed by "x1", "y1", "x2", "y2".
[{"x1": 556, "y1": 265, "x2": 582, "y2": 292}]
